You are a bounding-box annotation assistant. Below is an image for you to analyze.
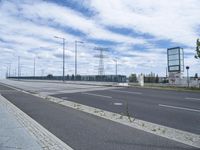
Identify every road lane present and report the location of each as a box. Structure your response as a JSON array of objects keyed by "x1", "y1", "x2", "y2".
[
  {"x1": 113, "y1": 88, "x2": 200, "y2": 102},
  {"x1": 98, "y1": 88, "x2": 200, "y2": 110},
  {"x1": 0, "y1": 83, "x2": 195, "y2": 150},
  {"x1": 53, "y1": 88, "x2": 200, "y2": 134}
]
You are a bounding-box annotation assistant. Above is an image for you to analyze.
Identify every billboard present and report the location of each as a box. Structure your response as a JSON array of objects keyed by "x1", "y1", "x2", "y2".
[{"x1": 167, "y1": 47, "x2": 184, "y2": 72}]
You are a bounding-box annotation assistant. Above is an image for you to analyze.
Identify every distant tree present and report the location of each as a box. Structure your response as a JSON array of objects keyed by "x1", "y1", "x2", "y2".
[
  {"x1": 195, "y1": 38, "x2": 200, "y2": 59},
  {"x1": 67, "y1": 74, "x2": 69, "y2": 80},
  {"x1": 155, "y1": 74, "x2": 159, "y2": 83},
  {"x1": 71, "y1": 74, "x2": 74, "y2": 80},
  {"x1": 129, "y1": 74, "x2": 137, "y2": 82},
  {"x1": 150, "y1": 72, "x2": 155, "y2": 83},
  {"x1": 194, "y1": 73, "x2": 198, "y2": 79},
  {"x1": 76, "y1": 75, "x2": 81, "y2": 80},
  {"x1": 47, "y1": 74, "x2": 53, "y2": 79}
]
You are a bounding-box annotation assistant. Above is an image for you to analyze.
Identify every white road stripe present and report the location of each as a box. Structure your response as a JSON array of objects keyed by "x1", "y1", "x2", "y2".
[
  {"x1": 185, "y1": 97, "x2": 200, "y2": 101},
  {"x1": 159, "y1": 104, "x2": 200, "y2": 113},
  {"x1": 82, "y1": 92, "x2": 112, "y2": 98},
  {"x1": 113, "y1": 102, "x2": 123, "y2": 106},
  {"x1": 109, "y1": 89, "x2": 142, "y2": 95}
]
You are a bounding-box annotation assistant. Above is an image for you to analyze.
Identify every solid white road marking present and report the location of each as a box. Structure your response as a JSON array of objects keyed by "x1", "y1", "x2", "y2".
[
  {"x1": 159, "y1": 104, "x2": 200, "y2": 113},
  {"x1": 185, "y1": 97, "x2": 200, "y2": 101},
  {"x1": 109, "y1": 89, "x2": 142, "y2": 95},
  {"x1": 82, "y1": 92, "x2": 112, "y2": 99}
]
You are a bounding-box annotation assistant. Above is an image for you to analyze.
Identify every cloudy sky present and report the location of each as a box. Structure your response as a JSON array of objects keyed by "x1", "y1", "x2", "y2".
[{"x1": 0, "y1": 0, "x2": 200, "y2": 78}]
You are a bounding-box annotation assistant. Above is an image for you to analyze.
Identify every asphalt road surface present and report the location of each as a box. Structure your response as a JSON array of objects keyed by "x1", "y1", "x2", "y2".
[
  {"x1": 0, "y1": 83, "x2": 197, "y2": 150},
  {"x1": 52, "y1": 87, "x2": 200, "y2": 134}
]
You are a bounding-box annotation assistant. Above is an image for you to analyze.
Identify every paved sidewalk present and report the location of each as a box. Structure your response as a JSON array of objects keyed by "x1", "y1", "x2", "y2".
[
  {"x1": 0, "y1": 94, "x2": 73, "y2": 150},
  {"x1": 0, "y1": 96, "x2": 42, "y2": 150}
]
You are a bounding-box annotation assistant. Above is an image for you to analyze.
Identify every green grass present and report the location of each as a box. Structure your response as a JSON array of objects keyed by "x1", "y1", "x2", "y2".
[{"x1": 129, "y1": 83, "x2": 200, "y2": 92}]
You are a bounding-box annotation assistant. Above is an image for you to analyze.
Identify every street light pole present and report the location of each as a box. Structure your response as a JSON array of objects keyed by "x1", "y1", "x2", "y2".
[
  {"x1": 75, "y1": 41, "x2": 77, "y2": 78},
  {"x1": 54, "y1": 36, "x2": 66, "y2": 81},
  {"x1": 186, "y1": 66, "x2": 190, "y2": 88},
  {"x1": 6, "y1": 66, "x2": 8, "y2": 78},
  {"x1": 113, "y1": 59, "x2": 118, "y2": 82},
  {"x1": 74, "y1": 40, "x2": 83, "y2": 80},
  {"x1": 34, "y1": 58, "x2": 35, "y2": 77},
  {"x1": 63, "y1": 38, "x2": 65, "y2": 81},
  {"x1": 18, "y1": 56, "x2": 20, "y2": 80},
  {"x1": 8, "y1": 63, "x2": 11, "y2": 77}
]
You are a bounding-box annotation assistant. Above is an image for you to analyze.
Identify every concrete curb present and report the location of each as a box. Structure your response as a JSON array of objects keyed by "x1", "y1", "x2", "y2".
[
  {"x1": 2, "y1": 82, "x2": 200, "y2": 148},
  {"x1": 0, "y1": 95, "x2": 73, "y2": 150}
]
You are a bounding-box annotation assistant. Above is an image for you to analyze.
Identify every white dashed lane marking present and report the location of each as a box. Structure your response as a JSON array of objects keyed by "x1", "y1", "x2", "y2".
[
  {"x1": 81, "y1": 92, "x2": 112, "y2": 99},
  {"x1": 159, "y1": 104, "x2": 200, "y2": 113},
  {"x1": 109, "y1": 89, "x2": 142, "y2": 95},
  {"x1": 113, "y1": 102, "x2": 123, "y2": 106},
  {"x1": 185, "y1": 97, "x2": 200, "y2": 101}
]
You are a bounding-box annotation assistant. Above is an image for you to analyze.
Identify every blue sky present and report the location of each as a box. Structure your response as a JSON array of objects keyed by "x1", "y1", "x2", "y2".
[{"x1": 0, "y1": 0, "x2": 200, "y2": 78}]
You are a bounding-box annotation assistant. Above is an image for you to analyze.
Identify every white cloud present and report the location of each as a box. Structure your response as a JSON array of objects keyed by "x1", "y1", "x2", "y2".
[
  {"x1": 10, "y1": 0, "x2": 145, "y2": 44},
  {"x1": 89, "y1": 0, "x2": 200, "y2": 46},
  {"x1": 0, "y1": 0, "x2": 199, "y2": 78}
]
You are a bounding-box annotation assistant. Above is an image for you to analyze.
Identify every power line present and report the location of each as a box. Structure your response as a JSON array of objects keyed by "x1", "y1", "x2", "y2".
[{"x1": 94, "y1": 47, "x2": 108, "y2": 76}]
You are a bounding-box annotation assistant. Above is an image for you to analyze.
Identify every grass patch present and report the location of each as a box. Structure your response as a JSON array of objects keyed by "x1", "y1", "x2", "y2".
[{"x1": 129, "y1": 83, "x2": 200, "y2": 92}]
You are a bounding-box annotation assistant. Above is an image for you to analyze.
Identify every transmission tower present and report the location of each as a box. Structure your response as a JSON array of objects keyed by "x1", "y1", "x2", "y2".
[{"x1": 94, "y1": 47, "x2": 108, "y2": 76}]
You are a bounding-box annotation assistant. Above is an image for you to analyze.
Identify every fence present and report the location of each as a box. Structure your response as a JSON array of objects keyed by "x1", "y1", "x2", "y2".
[{"x1": 7, "y1": 75, "x2": 127, "y2": 83}]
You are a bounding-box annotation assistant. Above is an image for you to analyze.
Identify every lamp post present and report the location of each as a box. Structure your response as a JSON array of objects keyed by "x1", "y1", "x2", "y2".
[
  {"x1": 33, "y1": 58, "x2": 35, "y2": 77},
  {"x1": 54, "y1": 36, "x2": 66, "y2": 81},
  {"x1": 113, "y1": 59, "x2": 118, "y2": 82},
  {"x1": 8, "y1": 63, "x2": 11, "y2": 77},
  {"x1": 186, "y1": 66, "x2": 190, "y2": 88},
  {"x1": 18, "y1": 56, "x2": 20, "y2": 80},
  {"x1": 75, "y1": 40, "x2": 84, "y2": 80}
]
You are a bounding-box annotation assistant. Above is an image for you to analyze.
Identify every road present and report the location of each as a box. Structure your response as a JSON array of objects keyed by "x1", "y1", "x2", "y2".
[
  {"x1": 0, "y1": 81, "x2": 198, "y2": 150},
  {"x1": 53, "y1": 87, "x2": 200, "y2": 134}
]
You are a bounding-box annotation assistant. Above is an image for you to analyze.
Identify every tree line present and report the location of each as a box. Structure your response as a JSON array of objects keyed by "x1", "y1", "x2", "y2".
[{"x1": 129, "y1": 73, "x2": 160, "y2": 83}]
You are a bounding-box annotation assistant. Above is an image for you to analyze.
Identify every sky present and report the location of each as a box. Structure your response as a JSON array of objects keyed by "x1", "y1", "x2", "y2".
[{"x1": 0, "y1": 0, "x2": 200, "y2": 78}]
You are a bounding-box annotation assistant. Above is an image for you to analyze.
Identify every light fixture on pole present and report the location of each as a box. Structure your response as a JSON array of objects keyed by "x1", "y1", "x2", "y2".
[
  {"x1": 75, "y1": 40, "x2": 84, "y2": 80},
  {"x1": 54, "y1": 36, "x2": 66, "y2": 81}
]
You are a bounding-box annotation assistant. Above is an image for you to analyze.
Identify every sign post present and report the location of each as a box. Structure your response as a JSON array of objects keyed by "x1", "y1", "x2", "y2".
[{"x1": 186, "y1": 66, "x2": 190, "y2": 87}]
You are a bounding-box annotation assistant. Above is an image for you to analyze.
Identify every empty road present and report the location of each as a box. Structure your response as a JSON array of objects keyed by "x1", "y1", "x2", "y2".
[{"x1": 0, "y1": 80, "x2": 199, "y2": 150}]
